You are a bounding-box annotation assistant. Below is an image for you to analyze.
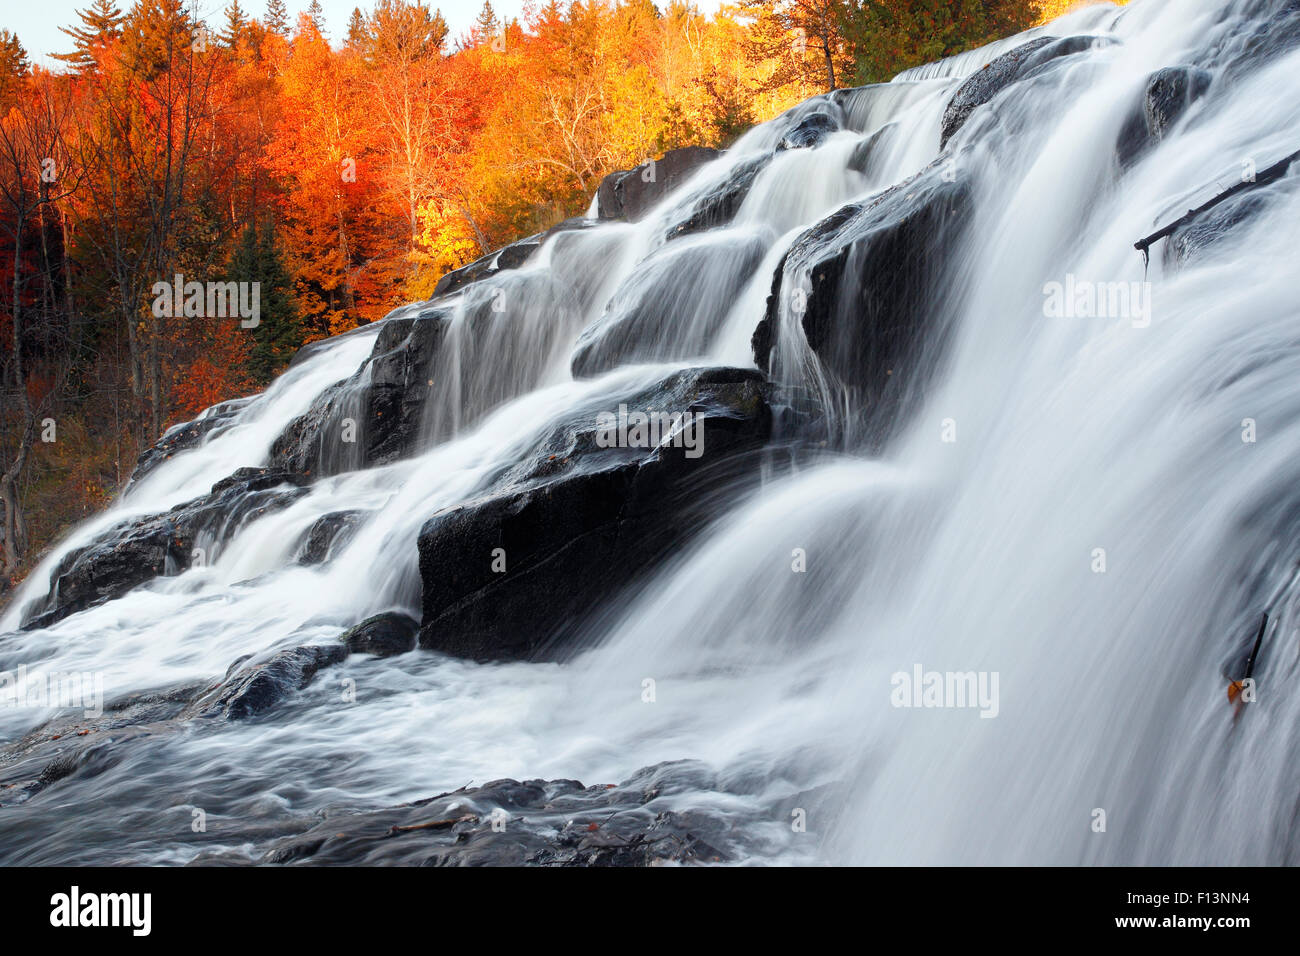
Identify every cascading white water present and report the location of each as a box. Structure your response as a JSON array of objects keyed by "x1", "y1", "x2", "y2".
[{"x1": 3, "y1": 0, "x2": 1299, "y2": 865}]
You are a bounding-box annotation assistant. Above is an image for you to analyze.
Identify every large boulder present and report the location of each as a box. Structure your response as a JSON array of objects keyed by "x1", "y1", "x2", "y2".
[
  {"x1": 569, "y1": 231, "x2": 767, "y2": 378},
  {"x1": 20, "y1": 467, "x2": 310, "y2": 630},
  {"x1": 752, "y1": 160, "x2": 972, "y2": 447},
  {"x1": 596, "y1": 146, "x2": 721, "y2": 222},
  {"x1": 1116, "y1": 66, "x2": 1212, "y2": 167},
  {"x1": 940, "y1": 36, "x2": 1057, "y2": 148},
  {"x1": 417, "y1": 367, "x2": 772, "y2": 661},
  {"x1": 269, "y1": 311, "x2": 448, "y2": 479}
]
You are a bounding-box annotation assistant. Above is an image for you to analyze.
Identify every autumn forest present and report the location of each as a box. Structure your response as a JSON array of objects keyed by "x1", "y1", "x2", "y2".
[{"x1": 0, "y1": 0, "x2": 1068, "y2": 588}]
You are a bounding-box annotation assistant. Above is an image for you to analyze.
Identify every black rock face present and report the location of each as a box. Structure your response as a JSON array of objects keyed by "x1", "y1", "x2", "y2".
[
  {"x1": 753, "y1": 159, "x2": 972, "y2": 448},
  {"x1": 127, "y1": 397, "x2": 254, "y2": 489},
  {"x1": 1116, "y1": 66, "x2": 1212, "y2": 167},
  {"x1": 342, "y1": 612, "x2": 419, "y2": 658},
  {"x1": 940, "y1": 36, "x2": 1057, "y2": 148},
  {"x1": 596, "y1": 146, "x2": 722, "y2": 222},
  {"x1": 269, "y1": 311, "x2": 449, "y2": 480},
  {"x1": 20, "y1": 467, "x2": 310, "y2": 630},
  {"x1": 417, "y1": 367, "x2": 772, "y2": 661}
]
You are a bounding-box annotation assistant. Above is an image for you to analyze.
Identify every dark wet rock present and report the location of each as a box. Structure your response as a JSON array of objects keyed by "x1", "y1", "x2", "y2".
[
  {"x1": 940, "y1": 36, "x2": 1056, "y2": 149},
  {"x1": 664, "y1": 154, "x2": 769, "y2": 241},
  {"x1": 753, "y1": 160, "x2": 972, "y2": 447},
  {"x1": 128, "y1": 397, "x2": 254, "y2": 489},
  {"x1": 778, "y1": 110, "x2": 839, "y2": 150},
  {"x1": 295, "y1": 510, "x2": 365, "y2": 565},
  {"x1": 187, "y1": 644, "x2": 349, "y2": 720},
  {"x1": 417, "y1": 367, "x2": 771, "y2": 661},
  {"x1": 270, "y1": 312, "x2": 448, "y2": 479},
  {"x1": 342, "y1": 612, "x2": 418, "y2": 658},
  {"x1": 0, "y1": 679, "x2": 209, "y2": 807},
  {"x1": 1019, "y1": 35, "x2": 1112, "y2": 78},
  {"x1": 847, "y1": 123, "x2": 901, "y2": 177},
  {"x1": 597, "y1": 146, "x2": 721, "y2": 222},
  {"x1": 1163, "y1": 178, "x2": 1288, "y2": 270},
  {"x1": 20, "y1": 468, "x2": 310, "y2": 630},
  {"x1": 192, "y1": 761, "x2": 767, "y2": 866},
  {"x1": 569, "y1": 231, "x2": 767, "y2": 378},
  {"x1": 1116, "y1": 66, "x2": 1212, "y2": 167},
  {"x1": 433, "y1": 218, "x2": 592, "y2": 297}
]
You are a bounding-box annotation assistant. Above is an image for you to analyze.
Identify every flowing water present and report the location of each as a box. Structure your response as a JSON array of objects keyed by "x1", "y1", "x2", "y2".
[{"x1": 3, "y1": 0, "x2": 1300, "y2": 864}]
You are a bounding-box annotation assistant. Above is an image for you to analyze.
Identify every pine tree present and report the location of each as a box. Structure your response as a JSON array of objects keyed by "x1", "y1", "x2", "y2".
[
  {"x1": 346, "y1": 7, "x2": 368, "y2": 48},
  {"x1": 265, "y1": 0, "x2": 289, "y2": 35},
  {"x1": 53, "y1": 0, "x2": 126, "y2": 71},
  {"x1": 0, "y1": 31, "x2": 30, "y2": 106},
  {"x1": 307, "y1": 0, "x2": 326, "y2": 34},
  {"x1": 119, "y1": 0, "x2": 192, "y2": 78},
  {"x1": 231, "y1": 220, "x2": 304, "y2": 385},
  {"x1": 221, "y1": 0, "x2": 248, "y2": 47},
  {"x1": 475, "y1": 1, "x2": 500, "y2": 41}
]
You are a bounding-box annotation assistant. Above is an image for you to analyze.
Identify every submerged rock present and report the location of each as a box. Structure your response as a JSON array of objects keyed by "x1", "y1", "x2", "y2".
[
  {"x1": 417, "y1": 367, "x2": 772, "y2": 661},
  {"x1": 187, "y1": 644, "x2": 349, "y2": 721},
  {"x1": 195, "y1": 761, "x2": 775, "y2": 866},
  {"x1": 778, "y1": 111, "x2": 839, "y2": 151},
  {"x1": 295, "y1": 510, "x2": 365, "y2": 565}
]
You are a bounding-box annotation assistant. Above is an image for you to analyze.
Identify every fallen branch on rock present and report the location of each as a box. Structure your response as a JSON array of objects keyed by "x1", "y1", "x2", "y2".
[{"x1": 1134, "y1": 149, "x2": 1300, "y2": 267}]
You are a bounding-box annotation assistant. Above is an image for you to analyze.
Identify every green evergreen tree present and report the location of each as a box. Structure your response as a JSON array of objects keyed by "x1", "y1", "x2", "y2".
[
  {"x1": 0, "y1": 31, "x2": 30, "y2": 107},
  {"x1": 53, "y1": 0, "x2": 127, "y2": 71},
  {"x1": 264, "y1": 0, "x2": 289, "y2": 35},
  {"x1": 119, "y1": 0, "x2": 193, "y2": 78},
  {"x1": 231, "y1": 220, "x2": 304, "y2": 385}
]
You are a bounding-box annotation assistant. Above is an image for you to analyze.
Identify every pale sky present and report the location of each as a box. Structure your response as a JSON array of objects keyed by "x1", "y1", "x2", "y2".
[{"x1": 5, "y1": 0, "x2": 600, "y2": 68}]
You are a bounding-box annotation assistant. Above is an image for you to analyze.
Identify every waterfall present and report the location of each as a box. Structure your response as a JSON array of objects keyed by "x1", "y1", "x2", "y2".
[{"x1": 2, "y1": 0, "x2": 1299, "y2": 865}]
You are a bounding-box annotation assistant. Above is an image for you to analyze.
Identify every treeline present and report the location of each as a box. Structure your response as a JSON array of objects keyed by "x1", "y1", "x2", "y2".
[{"x1": 0, "y1": 0, "x2": 1060, "y2": 586}]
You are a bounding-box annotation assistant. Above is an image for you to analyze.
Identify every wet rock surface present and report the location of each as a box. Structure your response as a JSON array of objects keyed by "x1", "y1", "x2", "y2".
[
  {"x1": 269, "y1": 311, "x2": 449, "y2": 479},
  {"x1": 128, "y1": 397, "x2": 254, "y2": 489},
  {"x1": 596, "y1": 146, "x2": 721, "y2": 222},
  {"x1": 417, "y1": 367, "x2": 772, "y2": 661},
  {"x1": 192, "y1": 761, "x2": 788, "y2": 866},
  {"x1": 20, "y1": 467, "x2": 311, "y2": 630},
  {"x1": 940, "y1": 36, "x2": 1057, "y2": 148},
  {"x1": 753, "y1": 160, "x2": 972, "y2": 446},
  {"x1": 1117, "y1": 66, "x2": 1212, "y2": 166}
]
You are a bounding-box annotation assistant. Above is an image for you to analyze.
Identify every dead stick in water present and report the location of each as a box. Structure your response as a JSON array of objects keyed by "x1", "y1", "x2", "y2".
[
  {"x1": 1227, "y1": 611, "x2": 1268, "y2": 704},
  {"x1": 1134, "y1": 150, "x2": 1300, "y2": 267}
]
